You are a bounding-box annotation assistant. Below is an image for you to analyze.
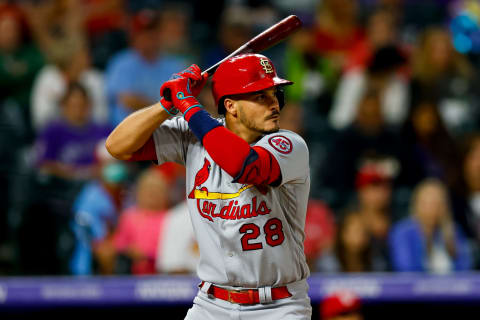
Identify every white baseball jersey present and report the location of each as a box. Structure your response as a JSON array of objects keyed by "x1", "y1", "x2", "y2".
[{"x1": 153, "y1": 117, "x2": 310, "y2": 288}]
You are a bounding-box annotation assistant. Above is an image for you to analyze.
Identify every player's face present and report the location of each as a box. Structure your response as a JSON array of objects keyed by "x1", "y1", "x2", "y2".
[{"x1": 236, "y1": 87, "x2": 281, "y2": 134}]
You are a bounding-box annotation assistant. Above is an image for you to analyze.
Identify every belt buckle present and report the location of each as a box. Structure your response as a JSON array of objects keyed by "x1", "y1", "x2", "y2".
[
  {"x1": 228, "y1": 289, "x2": 256, "y2": 304},
  {"x1": 227, "y1": 289, "x2": 242, "y2": 303}
]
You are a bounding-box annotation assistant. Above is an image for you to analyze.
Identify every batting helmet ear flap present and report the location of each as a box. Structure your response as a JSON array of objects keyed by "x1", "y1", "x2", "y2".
[{"x1": 275, "y1": 86, "x2": 285, "y2": 110}]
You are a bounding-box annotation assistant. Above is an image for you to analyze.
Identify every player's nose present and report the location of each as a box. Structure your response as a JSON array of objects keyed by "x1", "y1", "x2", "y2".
[
  {"x1": 269, "y1": 98, "x2": 280, "y2": 112},
  {"x1": 267, "y1": 93, "x2": 280, "y2": 110}
]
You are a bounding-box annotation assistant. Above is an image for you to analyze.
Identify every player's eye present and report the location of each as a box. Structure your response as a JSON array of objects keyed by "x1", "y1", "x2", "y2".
[{"x1": 255, "y1": 94, "x2": 266, "y2": 101}]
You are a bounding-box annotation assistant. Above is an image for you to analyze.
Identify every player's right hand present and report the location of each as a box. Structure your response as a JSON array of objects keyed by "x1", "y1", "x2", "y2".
[
  {"x1": 171, "y1": 64, "x2": 208, "y2": 97},
  {"x1": 161, "y1": 65, "x2": 208, "y2": 100}
]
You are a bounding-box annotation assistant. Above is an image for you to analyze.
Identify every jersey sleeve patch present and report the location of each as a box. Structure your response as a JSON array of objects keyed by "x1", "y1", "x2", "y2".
[{"x1": 268, "y1": 135, "x2": 293, "y2": 154}]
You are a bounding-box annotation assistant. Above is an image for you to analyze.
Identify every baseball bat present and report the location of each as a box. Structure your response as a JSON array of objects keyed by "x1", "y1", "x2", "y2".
[{"x1": 164, "y1": 15, "x2": 302, "y2": 101}]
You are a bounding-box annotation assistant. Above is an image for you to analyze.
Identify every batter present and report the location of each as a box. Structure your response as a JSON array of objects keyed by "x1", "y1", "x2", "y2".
[{"x1": 106, "y1": 54, "x2": 312, "y2": 319}]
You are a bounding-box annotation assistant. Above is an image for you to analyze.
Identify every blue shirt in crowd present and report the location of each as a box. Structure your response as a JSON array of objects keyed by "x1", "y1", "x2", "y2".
[
  {"x1": 389, "y1": 217, "x2": 472, "y2": 272},
  {"x1": 70, "y1": 181, "x2": 117, "y2": 275},
  {"x1": 105, "y1": 49, "x2": 187, "y2": 126}
]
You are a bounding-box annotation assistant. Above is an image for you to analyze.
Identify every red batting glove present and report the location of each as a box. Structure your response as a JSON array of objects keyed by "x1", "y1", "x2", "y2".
[
  {"x1": 160, "y1": 64, "x2": 208, "y2": 116},
  {"x1": 172, "y1": 64, "x2": 208, "y2": 97}
]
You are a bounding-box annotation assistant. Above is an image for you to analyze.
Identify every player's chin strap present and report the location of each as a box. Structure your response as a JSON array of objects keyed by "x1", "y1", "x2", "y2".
[{"x1": 258, "y1": 286, "x2": 273, "y2": 304}]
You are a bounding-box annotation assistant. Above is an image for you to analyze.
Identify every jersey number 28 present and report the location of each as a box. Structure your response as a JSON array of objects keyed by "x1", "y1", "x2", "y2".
[{"x1": 239, "y1": 218, "x2": 285, "y2": 251}]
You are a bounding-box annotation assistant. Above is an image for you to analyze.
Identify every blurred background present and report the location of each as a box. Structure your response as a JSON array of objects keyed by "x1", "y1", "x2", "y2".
[{"x1": 2, "y1": 0, "x2": 480, "y2": 319}]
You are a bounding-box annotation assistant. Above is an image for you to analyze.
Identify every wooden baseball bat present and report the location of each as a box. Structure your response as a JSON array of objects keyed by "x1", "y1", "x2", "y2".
[
  {"x1": 203, "y1": 15, "x2": 302, "y2": 75},
  {"x1": 164, "y1": 15, "x2": 302, "y2": 101}
]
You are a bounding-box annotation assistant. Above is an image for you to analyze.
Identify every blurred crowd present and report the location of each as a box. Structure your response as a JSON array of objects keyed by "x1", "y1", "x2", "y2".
[{"x1": 1, "y1": 0, "x2": 480, "y2": 277}]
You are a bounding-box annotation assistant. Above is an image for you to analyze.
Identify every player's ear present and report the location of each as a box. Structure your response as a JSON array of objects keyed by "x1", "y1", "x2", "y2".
[{"x1": 224, "y1": 98, "x2": 238, "y2": 117}]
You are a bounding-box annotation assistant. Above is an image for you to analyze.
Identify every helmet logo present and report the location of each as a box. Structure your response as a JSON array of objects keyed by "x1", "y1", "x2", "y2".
[{"x1": 260, "y1": 58, "x2": 274, "y2": 74}]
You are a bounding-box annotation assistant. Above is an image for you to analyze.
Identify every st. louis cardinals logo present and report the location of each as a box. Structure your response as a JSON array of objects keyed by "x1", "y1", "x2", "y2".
[
  {"x1": 268, "y1": 135, "x2": 292, "y2": 154},
  {"x1": 190, "y1": 157, "x2": 271, "y2": 222},
  {"x1": 260, "y1": 58, "x2": 274, "y2": 74},
  {"x1": 188, "y1": 158, "x2": 211, "y2": 199}
]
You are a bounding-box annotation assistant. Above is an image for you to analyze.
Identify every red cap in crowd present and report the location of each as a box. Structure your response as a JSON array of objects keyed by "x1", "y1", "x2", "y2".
[
  {"x1": 154, "y1": 162, "x2": 186, "y2": 185},
  {"x1": 321, "y1": 291, "x2": 362, "y2": 319},
  {"x1": 130, "y1": 9, "x2": 160, "y2": 34},
  {"x1": 355, "y1": 163, "x2": 392, "y2": 189},
  {"x1": 0, "y1": 4, "x2": 31, "y2": 42}
]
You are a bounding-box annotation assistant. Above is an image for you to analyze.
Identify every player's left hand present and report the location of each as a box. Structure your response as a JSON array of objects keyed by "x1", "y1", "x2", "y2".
[
  {"x1": 160, "y1": 64, "x2": 208, "y2": 114},
  {"x1": 160, "y1": 65, "x2": 208, "y2": 115}
]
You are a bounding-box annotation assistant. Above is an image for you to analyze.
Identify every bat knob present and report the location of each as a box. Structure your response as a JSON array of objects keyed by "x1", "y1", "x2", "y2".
[{"x1": 163, "y1": 88, "x2": 172, "y2": 101}]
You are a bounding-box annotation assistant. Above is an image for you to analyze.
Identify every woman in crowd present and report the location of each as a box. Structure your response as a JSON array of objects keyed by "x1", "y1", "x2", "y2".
[
  {"x1": 410, "y1": 27, "x2": 480, "y2": 137},
  {"x1": 401, "y1": 98, "x2": 462, "y2": 191},
  {"x1": 113, "y1": 167, "x2": 171, "y2": 274},
  {"x1": 316, "y1": 210, "x2": 385, "y2": 273},
  {"x1": 389, "y1": 178, "x2": 472, "y2": 273}
]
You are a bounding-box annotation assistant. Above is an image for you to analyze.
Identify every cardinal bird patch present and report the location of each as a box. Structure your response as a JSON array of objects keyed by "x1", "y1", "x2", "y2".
[
  {"x1": 189, "y1": 158, "x2": 211, "y2": 199},
  {"x1": 268, "y1": 135, "x2": 292, "y2": 154}
]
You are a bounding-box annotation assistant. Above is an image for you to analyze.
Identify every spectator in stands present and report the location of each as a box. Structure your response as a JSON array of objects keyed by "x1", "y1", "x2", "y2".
[
  {"x1": 316, "y1": 210, "x2": 376, "y2": 273},
  {"x1": 303, "y1": 199, "x2": 336, "y2": 271},
  {"x1": 35, "y1": 82, "x2": 111, "y2": 181},
  {"x1": 321, "y1": 290, "x2": 363, "y2": 320},
  {"x1": 113, "y1": 167, "x2": 171, "y2": 274},
  {"x1": 203, "y1": 6, "x2": 253, "y2": 71},
  {"x1": 157, "y1": 4, "x2": 194, "y2": 61},
  {"x1": 319, "y1": 88, "x2": 409, "y2": 209},
  {"x1": 105, "y1": 8, "x2": 187, "y2": 126},
  {"x1": 82, "y1": 0, "x2": 128, "y2": 69},
  {"x1": 313, "y1": 0, "x2": 365, "y2": 73},
  {"x1": 297, "y1": 0, "x2": 364, "y2": 125},
  {"x1": 329, "y1": 45, "x2": 409, "y2": 131},
  {"x1": 345, "y1": 8, "x2": 399, "y2": 71},
  {"x1": 30, "y1": 40, "x2": 107, "y2": 132},
  {"x1": 451, "y1": 133, "x2": 480, "y2": 261},
  {"x1": 410, "y1": 27, "x2": 480, "y2": 137},
  {"x1": 354, "y1": 159, "x2": 395, "y2": 271},
  {"x1": 283, "y1": 22, "x2": 338, "y2": 116},
  {"x1": 25, "y1": 0, "x2": 110, "y2": 132},
  {"x1": 155, "y1": 200, "x2": 199, "y2": 274},
  {"x1": 70, "y1": 140, "x2": 128, "y2": 275},
  {"x1": 401, "y1": 98, "x2": 462, "y2": 191},
  {"x1": 0, "y1": 3, "x2": 45, "y2": 140},
  {"x1": 389, "y1": 178, "x2": 472, "y2": 273},
  {"x1": 22, "y1": 0, "x2": 86, "y2": 66}
]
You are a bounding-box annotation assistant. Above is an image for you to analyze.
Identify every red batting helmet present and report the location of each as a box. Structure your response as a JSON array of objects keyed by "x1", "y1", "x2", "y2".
[{"x1": 212, "y1": 54, "x2": 293, "y2": 114}]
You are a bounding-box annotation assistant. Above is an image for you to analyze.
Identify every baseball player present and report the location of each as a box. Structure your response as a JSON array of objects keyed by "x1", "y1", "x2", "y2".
[{"x1": 106, "y1": 53, "x2": 311, "y2": 319}]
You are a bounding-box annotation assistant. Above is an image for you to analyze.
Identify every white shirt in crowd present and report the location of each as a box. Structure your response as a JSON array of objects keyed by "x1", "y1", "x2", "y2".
[
  {"x1": 31, "y1": 65, "x2": 108, "y2": 131},
  {"x1": 329, "y1": 68, "x2": 409, "y2": 130}
]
